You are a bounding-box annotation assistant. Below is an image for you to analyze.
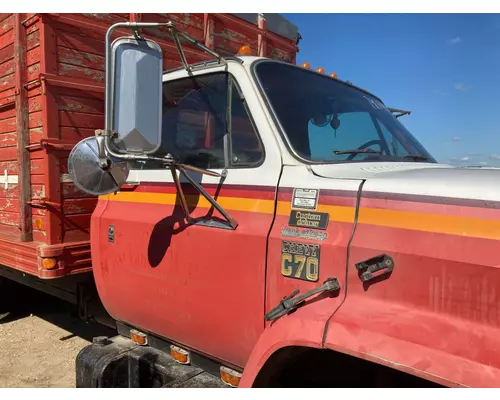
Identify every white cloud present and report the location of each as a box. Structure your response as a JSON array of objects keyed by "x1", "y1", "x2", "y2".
[
  {"x1": 459, "y1": 156, "x2": 469, "y2": 162},
  {"x1": 447, "y1": 37, "x2": 462, "y2": 45},
  {"x1": 453, "y1": 82, "x2": 471, "y2": 91},
  {"x1": 479, "y1": 161, "x2": 488, "y2": 165},
  {"x1": 452, "y1": 136, "x2": 461, "y2": 141},
  {"x1": 489, "y1": 154, "x2": 500, "y2": 160},
  {"x1": 467, "y1": 152, "x2": 481, "y2": 156}
]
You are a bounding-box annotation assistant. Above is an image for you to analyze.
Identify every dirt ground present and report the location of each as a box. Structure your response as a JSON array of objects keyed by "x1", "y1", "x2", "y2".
[{"x1": 0, "y1": 288, "x2": 115, "y2": 388}]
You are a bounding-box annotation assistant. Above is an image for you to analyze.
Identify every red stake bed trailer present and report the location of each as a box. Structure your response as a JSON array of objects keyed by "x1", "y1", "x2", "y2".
[{"x1": 0, "y1": 12, "x2": 299, "y2": 316}]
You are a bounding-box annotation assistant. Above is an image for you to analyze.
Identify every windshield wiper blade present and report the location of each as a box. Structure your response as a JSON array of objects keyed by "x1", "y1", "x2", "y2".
[
  {"x1": 403, "y1": 154, "x2": 429, "y2": 161},
  {"x1": 333, "y1": 148, "x2": 383, "y2": 155}
]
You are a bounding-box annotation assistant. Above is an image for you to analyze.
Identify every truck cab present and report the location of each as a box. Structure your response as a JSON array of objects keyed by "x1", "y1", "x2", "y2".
[{"x1": 73, "y1": 22, "x2": 500, "y2": 388}]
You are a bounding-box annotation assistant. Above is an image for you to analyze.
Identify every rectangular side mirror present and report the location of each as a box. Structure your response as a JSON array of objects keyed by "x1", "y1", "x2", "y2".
[{"x1": 111, "y1": 36, "x2": 163, "y2": 154}]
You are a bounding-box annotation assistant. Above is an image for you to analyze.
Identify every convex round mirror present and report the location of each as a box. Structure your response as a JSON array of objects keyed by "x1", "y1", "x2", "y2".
[{"x1": 68, "y1": 136, "x2": 130, "y2": 196}]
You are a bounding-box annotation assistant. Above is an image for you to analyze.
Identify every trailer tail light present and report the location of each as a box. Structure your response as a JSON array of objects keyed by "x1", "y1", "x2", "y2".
[
  {"x1": 170, "y1": 345, "x2": 190, "y2": 364},
  {"x1": 41, "y1": 257, "x2": 57, "y2": 270},
  {"x1": 315, "y1": 67, "x2": 325, "y2": 73},
  {"x1": 130, "y1": 329, "x2": 148, "y2": 346},
  {"x1": 237, "y1": 45, "x2": 253, "y2": 56},
  {"x1": 300, "y1": 62, "x2": 310, "y2": 69},
  {"x1": 329, "y1": 72, "x2": 338, "y2": 78},
  {"x1": 220, "y1": 366, "x2": 242, "y2": 387}
]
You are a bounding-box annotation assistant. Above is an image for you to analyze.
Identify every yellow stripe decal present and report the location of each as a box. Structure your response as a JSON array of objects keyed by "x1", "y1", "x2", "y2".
[{"x1": 100, "y1": 192, "x2": 500, "y2": 240}]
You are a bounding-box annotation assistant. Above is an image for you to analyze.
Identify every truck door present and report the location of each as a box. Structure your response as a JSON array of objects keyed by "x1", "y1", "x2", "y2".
[
  {"x1": 266, "y1": 168, "x2": 362, "y2": 340},
  {"x1": 94, "y1": 67, "x2": 282, "y2": 368}
]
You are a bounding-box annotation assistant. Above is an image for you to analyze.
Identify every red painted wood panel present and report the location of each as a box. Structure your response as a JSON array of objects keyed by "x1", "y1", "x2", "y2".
[
  {"x1": 0, "y1": 28, "x2": 14, "y2": 51},
  {"x1": 0, "y1": 43, "x2": 13, "y2": 64},
  {"x1": 63, "y1": 182, "x2": 94, "y2": 199},
  {"x1": 0, "y1": 15, "x2": 14, "y2": 37}
]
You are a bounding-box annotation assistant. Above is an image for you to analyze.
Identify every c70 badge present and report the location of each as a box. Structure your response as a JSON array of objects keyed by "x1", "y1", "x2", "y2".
[{"x1": 281, "y1": 240, "x2": 320, "y2": 282}]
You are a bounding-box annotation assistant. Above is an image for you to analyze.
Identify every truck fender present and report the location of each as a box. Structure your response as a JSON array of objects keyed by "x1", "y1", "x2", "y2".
[{"x1": 239, "y1": 312, "x2": 326, "y2": 388}]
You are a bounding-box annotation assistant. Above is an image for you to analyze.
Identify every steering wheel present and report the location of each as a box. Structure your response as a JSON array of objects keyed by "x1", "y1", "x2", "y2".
[{"x1": 346, "y1": 139, "x2": 384, "y2": 161}]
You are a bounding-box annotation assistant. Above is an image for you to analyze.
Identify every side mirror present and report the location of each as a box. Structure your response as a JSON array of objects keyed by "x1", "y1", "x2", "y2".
[
  {"x1": 110, "y1": 36, "x2": 163, "y2": 154},
  {"x1": 68, "y1": 136, "x2": 130, "y2": 196}
]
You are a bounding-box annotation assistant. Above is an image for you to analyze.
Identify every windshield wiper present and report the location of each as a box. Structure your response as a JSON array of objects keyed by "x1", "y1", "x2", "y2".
[
  {"x1": 402, "y1": 154, "x2": 428, "y2": 161},
  {"x1": 333, "y1": 148, "x2": 383, "y2": 155}
]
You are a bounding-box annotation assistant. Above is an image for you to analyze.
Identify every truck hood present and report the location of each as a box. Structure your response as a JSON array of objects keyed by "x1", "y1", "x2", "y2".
[{"x1": 311, "y1": 163, "x2": 500, "y2": 202}]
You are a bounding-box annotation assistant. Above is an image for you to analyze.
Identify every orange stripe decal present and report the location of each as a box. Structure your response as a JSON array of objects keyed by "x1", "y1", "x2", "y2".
[{"x1": 101, "y1": 192, "x2": 500, "y2": 240}]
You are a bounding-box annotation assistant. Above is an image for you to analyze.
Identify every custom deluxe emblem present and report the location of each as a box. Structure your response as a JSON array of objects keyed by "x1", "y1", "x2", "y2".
[
  {"x1": 281, "y1": 226, "x2": 328, "y2": 241},
  {"x1": 288, "y1": 210, "x2": 329, "y2": 230},
  {"x1": 291, "y1": 188, "x2": 319, "y2": 210},
  {"x1": 281, "y1": 240, "x2": 320, "y2": 282}
]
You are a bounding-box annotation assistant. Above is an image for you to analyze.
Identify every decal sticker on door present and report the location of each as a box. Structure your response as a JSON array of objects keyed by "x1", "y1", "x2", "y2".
[
  {"x1": 281, "y1": 240, "x2": 320, "y2": 282},
  {"x1": 292, "y1": 188, "x2": 319, "y2": 210}
]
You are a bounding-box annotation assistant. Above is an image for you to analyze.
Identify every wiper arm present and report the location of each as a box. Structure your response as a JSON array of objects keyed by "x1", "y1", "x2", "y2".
[
  {"x1": 403, "y1": 154, "x2": 429, "y2": 161},
  {"x1": 333, "y1": 148, "x2": 383, "y2": 155},
  {"x1": 265, "y1": 278, "x2": 340, "y2": 322}
]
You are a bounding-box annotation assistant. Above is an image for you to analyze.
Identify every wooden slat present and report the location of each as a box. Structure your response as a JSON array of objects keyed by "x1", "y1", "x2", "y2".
[
  {"x1": 0, "y1": 29, "x2": 14, "y2": 52},
  {"x1": 59, "y1": 110, "x2": 103, "y2": 129},
  {"x1": 59, "y1": 126, "x2": 95, "y2": 143},
  {"x1": 0, "y1": 43, "x2": 13, "y2": 64},
  {"x1": 0, "y1": 58, "x2": 14, "y2": 79},
  {"x1": 0, "y1": 72, "x2": 14, "y2": 93},
  {"x1": 0, "y1": 15, "x2": 14, "y2": 37},
  {"x1": 63, "y1": 197, "x2": 97, "y2": 214},
  {"x1": 26, "y1": 62, "x2": 40, "y2": 82},
  {"x1": 57, "y1": 46, "x2": 105, "y2": 71},
  {"x1": 62, "y1": 182, "x2": 94, "y2": 199},
  {"x1": 26, "y1": 46, "x2": 40, "y2": 67},
  {"x1": 0, "y1": 115, "x2": 15, "y2": 134},
  {"x1": 26, "y1": 29, "x2": 39, "y2": 50},
  {"x1": 57, "y1": 94, "x2": 103, "y2": 115}
]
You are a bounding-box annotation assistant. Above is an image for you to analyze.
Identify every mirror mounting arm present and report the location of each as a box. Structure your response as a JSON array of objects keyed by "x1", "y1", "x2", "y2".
[
  {"x1": 177, "y1": 166, "x2": 238, "y2": 230},
  {"x1": 166, "y1": 158, "x2": 238, "y2": 230}
]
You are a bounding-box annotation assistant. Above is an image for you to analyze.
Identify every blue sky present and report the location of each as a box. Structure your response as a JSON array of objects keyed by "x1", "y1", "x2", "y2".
[{"x1": 281, "y1": 13, "x2": 500, "y2": 167}]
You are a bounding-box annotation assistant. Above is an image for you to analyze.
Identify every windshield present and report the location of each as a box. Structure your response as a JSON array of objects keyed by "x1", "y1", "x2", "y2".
[{"x1": 254, "y1": 61, "x2": 436, "y2": 164}]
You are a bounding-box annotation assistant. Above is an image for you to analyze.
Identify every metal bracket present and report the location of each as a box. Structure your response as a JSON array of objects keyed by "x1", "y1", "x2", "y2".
[
  {"x1": 25, "y1": 138, "x2": 76, "y2": 152},
  {"x1": 27, "y1": 198, "x2": 62, "y2": 209},
  {"x1": 170, "y1": 163, "x2": 237, "y2": 230}
]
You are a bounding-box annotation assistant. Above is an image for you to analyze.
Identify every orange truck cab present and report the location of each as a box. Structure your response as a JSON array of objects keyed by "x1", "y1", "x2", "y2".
[{"x1": 72, "y1": 17, "x2": 500, "y2": 388}]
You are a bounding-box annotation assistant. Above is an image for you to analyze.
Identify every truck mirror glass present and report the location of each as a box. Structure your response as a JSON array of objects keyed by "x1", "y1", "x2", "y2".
[
  {"x1": 110, "y1": 36, "x2": 163, "y2": 155},
  {"x1": 68, "y1": 136, "x2": 130, "y2": 196}
]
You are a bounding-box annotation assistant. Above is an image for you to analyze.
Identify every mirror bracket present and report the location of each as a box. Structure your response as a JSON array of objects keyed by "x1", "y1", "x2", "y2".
[
  {"x1": 84, "y1": 21, "x2": 238, "y2": 228},
  {"x1": 169, "y1": 162, "x2": 238, "y2": 230}
]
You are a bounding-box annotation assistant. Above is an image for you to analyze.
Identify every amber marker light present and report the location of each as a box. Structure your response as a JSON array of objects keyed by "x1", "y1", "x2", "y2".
[
  {"x1": 130, "y1": 329, "x2": 148, "y2": 345},
  {"x1": 170, "y1": 345, "x2": 190, "y2": 364},
  {"x1": 42, "y1": 257, "x2": 57, "y2": 270},
  {"x1": 220, "y1": 366, "x2": 242, "y2": 387}
]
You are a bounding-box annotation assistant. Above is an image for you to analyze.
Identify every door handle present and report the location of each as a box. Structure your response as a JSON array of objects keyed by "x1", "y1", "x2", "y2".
[{"x1": 355, "y1": 254, "x2": 394, "y2": 283}]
